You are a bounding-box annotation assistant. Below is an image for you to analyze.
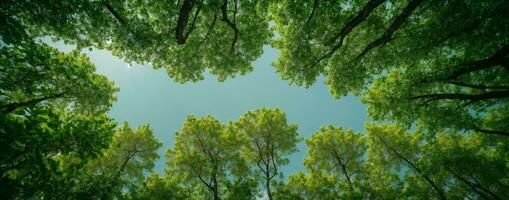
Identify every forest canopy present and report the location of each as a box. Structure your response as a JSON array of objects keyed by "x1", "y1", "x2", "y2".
[{"x1": 1, "y1": 0, "x2": 508, "y2": 199}]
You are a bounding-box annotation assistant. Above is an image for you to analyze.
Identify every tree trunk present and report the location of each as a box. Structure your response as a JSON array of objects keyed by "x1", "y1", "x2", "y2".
[
  {"x1": 266, "y1": 177, "x2": 272, "y2": 200},
  {"x1": 213, "y1": 186, "x2": 220, "y2": 200}
]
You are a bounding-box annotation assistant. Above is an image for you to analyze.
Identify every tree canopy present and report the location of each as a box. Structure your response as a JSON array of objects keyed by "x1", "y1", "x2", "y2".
[
  {"x1": 3, "y1": 0, "x2": 271, "y2": 82},
  {"x1": 2, "y1": 0, "x2": 508, "y2": 199}
]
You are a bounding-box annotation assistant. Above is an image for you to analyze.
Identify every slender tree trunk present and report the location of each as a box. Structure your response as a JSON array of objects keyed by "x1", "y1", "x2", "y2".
[
  {"x1": 265, "y1": 163, "x2": 273, "y2": 200},
  {"x1": 340, "y1": 163, "x2": 353, "y2": 189},
  {"x1": 213, "y1": 186, "x2": 220, "y2": 200},
  {"x1": 266, "y1": 177, "x2": 272, "y2": 200}
]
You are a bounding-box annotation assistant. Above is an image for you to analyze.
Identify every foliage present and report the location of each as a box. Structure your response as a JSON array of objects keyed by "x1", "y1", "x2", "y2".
[
  {"x1": 2, "y1": 0, "x2": 272, "y2": 82},
  {"x1": 125, "y1": 173, "x2": 191, "y2": 200},
  {"x1": 1, "y1": 0, "x2": 508, "y2": 199},
  {"x1": 0, "y1": 109, "x2": 116, "y2": 199},
  {"x1": 0, "y1": 42, "x2": 118, "y2": 114}
]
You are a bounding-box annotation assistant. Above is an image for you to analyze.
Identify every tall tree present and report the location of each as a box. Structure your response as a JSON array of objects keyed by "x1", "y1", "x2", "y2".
[
  {"x1": 166, "y1": 115, "x2": 249, "y2": 200},
  {"x1": 84, "y1": 122, "x2": 162, "y2": 199},
  {"x1": 305, "y1": 126, "x2": 365, "y2": 192},
  {"x1": 231, "y1": 108, "x2": 300, "y2": 200}
]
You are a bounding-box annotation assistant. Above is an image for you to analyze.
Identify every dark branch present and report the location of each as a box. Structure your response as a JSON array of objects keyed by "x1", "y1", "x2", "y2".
[
  {"x1": 183, "y1": 3, "x2": 202, "y2": 42},
  {"x1": 104, "y1": 3, "x2": 126, "y2": 25},
  {"x1": 176, "y1": 0, "x2": 197, "y2": 44},
  {"x1": 375, "y1": 134, "x2": 446, "y2": 200},
  {"x1": 221, "y1": 0, "x2": 239, "y2": 53},
  {"x1": 447, "y1": 81, "x2": 509, "y2": 90},
  {"x1": 355, "y1": 0, "x2": 424, "y2": 60},
  {"x1": 329, "y1": 0, "x2": 386, "y2": 44},
  {"x1": 305, "y1": 0, "x2": 319, "y2": 26},
  {"x1": 331, "y1": 148, "x2": 353, "y2": 189},
  {"x1": 306, "y1": 0, "x2": 386, "y2": 70},
  {"x1": 428, "y1": 43, "x2": 509, "y2": 82},
  {"x1": 408, "y1": 90, "x2": 509, "y2": 103},
  {"x1": 445, "y1": 167, "x2": 494, "y2": 200},
  {"x1": 474, "y1": 128, "x2": 509, "y2": 137},
  {"x1": 114, "y1": 151, "x2": 136, "y2": 178},
  {"x1": 192, "y1": 11, "x2": 219, "y2": 58},
  {"x1": 0, "y1": 93, "x2": 65, "y2": 113}
]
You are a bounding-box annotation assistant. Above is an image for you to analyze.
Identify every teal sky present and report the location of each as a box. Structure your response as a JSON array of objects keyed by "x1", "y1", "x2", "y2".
[{"x1": 48, "y1": 40, "x2": 366, "y2": 176}]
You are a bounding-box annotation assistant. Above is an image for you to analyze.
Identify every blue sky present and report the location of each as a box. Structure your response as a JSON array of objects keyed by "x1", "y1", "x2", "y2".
[{"x1": 49, "y1": 40, "x2": 366, "y2": 176}]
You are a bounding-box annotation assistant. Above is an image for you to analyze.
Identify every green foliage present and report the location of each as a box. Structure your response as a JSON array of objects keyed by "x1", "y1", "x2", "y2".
[
  {"x1": 0, "y1": 42, "x2": 118, "y2": 114},
  {"x1": 0, "y1": 108, "x2": 117, "y2": 199},
  {"x1": 274, "y1": 171, "x2": 341, "y2": 200},
  {"x1": 3, "y1": 0, "x2": 272, "y2": 82},
  {"x1": 271, "y1": 0, "x2": 509, "y2": 95},
  {"x1": 126, "y1": 173, "x2": 191, "y2": 200},
  {"x1": 2, "y1": 0, "x2": 508, "y2": 199}
]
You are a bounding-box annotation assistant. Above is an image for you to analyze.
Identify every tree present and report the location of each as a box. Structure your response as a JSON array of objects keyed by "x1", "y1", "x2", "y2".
[
  {"x1": 166, "y1": 115, "x2": 249, "y2": 200},
  {"x1": 84, "y1": 122, "x2": 162, "y2": 199},
  {"x1": 2, "y1": 0, "x2": 272, "y2": 83},
  {"x1": 0, "y1": 24, "x2": 121, "y2": 198},
  {"x1": 231, "y1": 108, "x2": 300, "y2": 200},
  {"x1": 305, "y1": 126, "x2": 365, "y2": 192}
]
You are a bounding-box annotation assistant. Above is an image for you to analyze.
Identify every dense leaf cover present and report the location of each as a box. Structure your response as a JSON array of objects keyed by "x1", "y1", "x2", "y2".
[{"x1": 1, "y1": 0, "x2": 508, "y2": 199}]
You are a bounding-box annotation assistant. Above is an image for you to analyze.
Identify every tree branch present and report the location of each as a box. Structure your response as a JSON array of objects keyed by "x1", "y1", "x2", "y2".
[
  {"x1": 103, "y1": 3, "x2": 126, "y2": 26},
  {"x1": 305, "y1": 0, "x2": 319, "y2": 26},
  {"x1": 176, "y1": 0, "x2": 197, "y2": 44},
  {"x1": 0, "y1": 93, "x2": 65, "y2": 113},
  {"x1": 447, "y1": 81, "x2": 509, "y2": 90},
  {"x1": 408, "y1": 90, "x2": 509, "y2": 103},
  {"x1": 474, "y1": 128, "x2": 509, "y2": 137},
  {"x1": 220, "y1": 0, "x2": 239, "y2": 53},
  {"x1": 374, "y1": 134, "x2": 447, "y2": 200},
  {"x1": 355, "y1": 0, "x2": 424, "y2": 60},
  {"x1": 306, "y1": 0, "x2": 386, "y2": 70},
  {"x1": 192, "y1": 11, "x2": 219, "y2": 57},
  {"x1": 427, "y1": 43, "x2": 509, "y2": 82}
]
